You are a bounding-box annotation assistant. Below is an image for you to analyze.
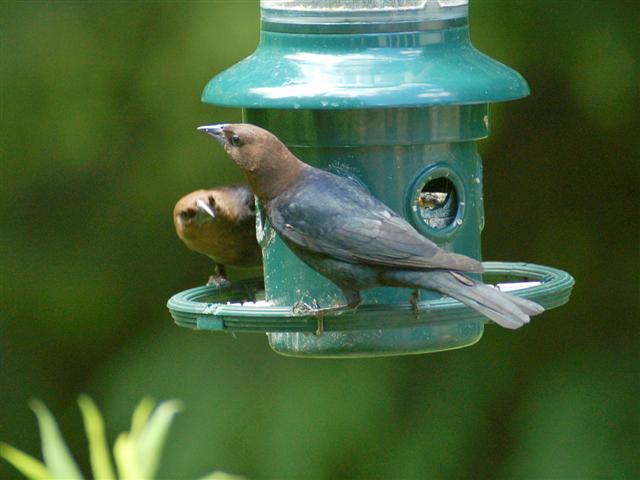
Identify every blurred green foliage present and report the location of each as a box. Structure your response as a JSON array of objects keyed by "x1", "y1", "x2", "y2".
[
  {"x1": 1, "y1": 396, "x2": 242, "y2": 479},
  {"x1": 1, "y1": 0, "x2": 638, "y2": 478}
]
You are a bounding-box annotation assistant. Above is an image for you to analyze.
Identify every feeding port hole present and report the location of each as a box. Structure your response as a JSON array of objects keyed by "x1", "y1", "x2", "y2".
[{"x1": 417, "y1": 177, "x2": 458, "y2": 230}]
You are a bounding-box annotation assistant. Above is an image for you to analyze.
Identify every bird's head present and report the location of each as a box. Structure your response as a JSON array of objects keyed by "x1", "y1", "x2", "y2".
[
  {"x1": 173, "y1": 190, "x2": 217, "y2": 233},
  {"x1": 197, "y1": 123, "x2": 292, "y2": 171},
  {"x1": 198, "y1": 123, "x2": 303, "y2": 201}
]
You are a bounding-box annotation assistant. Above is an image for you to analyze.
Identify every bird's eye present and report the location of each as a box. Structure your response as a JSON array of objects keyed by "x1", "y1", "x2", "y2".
[
  {"x1": 180, "y1": 209, "x2": 196, "y2": 222},
  {"x1": 230, "y1": 135, "x2": 242, "y2": 147}
]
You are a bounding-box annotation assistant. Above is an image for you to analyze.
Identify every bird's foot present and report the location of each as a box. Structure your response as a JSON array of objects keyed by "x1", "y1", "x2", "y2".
[
  {"x1": 409, "y1": 289, "x2": 421, "y2": 319},
  {"x1": 291, "y1": 300, "x2": 349, "y2": 316},
  {"x1": 292, "y1": 299, "x2": 321, "y2": 315},
  {"x1": 292, "y1": 300, "x2": 354, "y2": 336},
  {"x1": 315, "y1": 316, "x2": 324, "y2": 336},
  {"x1": 207, "y1": 275, "x2": 231, "y2": 289},
  {"x1": 242, "y1": 284, "x2": 257, "y2": 303}
]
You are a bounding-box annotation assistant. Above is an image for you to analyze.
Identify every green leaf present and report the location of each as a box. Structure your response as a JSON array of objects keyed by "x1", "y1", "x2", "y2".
[
  {"x1": 29, "y1": 399, "x2": 84, "y2": 480},
  {"x1": 113, "y1": 433, "x2": 143, "y2": 480},
  {"x1": 77, "y1": 395, "x2": 116, "y2": 480},
  {"x1": 197, "y1": 472, "x2": 246, "y2": 480},
  {"x1": 130, "y1": 397, "x2": 155, "y2": 438},
  {"x1": 136, "y1": 400, "x2": 183, "y2": 479},
  {"x1": 0, "y1": 442, "x2": 53, "y2": 480}
]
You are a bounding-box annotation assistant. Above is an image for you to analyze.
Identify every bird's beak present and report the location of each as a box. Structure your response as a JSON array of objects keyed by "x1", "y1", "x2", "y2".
[
  {"x1": 197, "y1": 124, "x2": 229, "y2": 145},
  {"x1": 195, "y1": 198, "x2": 216, "y2": 219}
]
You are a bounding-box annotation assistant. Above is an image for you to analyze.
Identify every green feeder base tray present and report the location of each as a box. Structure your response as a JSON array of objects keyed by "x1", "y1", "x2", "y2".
[{"x1": 168, "y1": 262, "x2": 574, "y2": 358}]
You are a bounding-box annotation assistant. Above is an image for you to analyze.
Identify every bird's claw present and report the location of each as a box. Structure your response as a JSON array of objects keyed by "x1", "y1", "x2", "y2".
[
  {"x1": 315, "y1": 316, "x2": 324, "y2": 336},
  {"x1": 291, "y1": 300, "x2": 349, "y2": 317},
  {"x1": 207, "y1": 275, "x2": 231, "y2": 289},
  {"x1": 292, "y1": 300, "x2": 353, "y2": 336},
  {"x1": 242, "y1": 284, "x2": 257, "y2": 303},
  {"x1": 410, "y1": 289, "x2": 421, "y2": 319},
  {"x1": 292, "y1": 299, "x2": 320, "y2": 315}
]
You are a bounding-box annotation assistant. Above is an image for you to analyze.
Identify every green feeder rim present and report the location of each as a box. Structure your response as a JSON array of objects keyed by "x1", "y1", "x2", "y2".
[{"x1": 167, "y1": 262, "x2": 574, "y2": 334}]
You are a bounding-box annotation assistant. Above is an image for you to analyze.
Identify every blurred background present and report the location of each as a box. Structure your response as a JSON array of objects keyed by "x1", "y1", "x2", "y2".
[{"x1": 1, "y1": 0, "x2": 638, "y2": 478}]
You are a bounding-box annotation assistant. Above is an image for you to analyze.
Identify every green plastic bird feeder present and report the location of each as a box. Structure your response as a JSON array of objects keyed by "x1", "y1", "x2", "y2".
[{"x1": 168, "y1": 0, "x2": 574, "y2": 357}]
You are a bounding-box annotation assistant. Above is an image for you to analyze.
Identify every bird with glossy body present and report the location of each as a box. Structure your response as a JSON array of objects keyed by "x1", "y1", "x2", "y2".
[
  {"x1": 173, "y1": 185, "x2": 262, "y2": 285},
  {"x1": 198, "y1": 123, "x2": 543, "y2": 329}
]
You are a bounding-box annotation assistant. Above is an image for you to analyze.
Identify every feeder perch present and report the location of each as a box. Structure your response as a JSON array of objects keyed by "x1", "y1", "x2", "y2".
[{"x1": 168, "y1": 0, "x2": 574, "y2": 357}]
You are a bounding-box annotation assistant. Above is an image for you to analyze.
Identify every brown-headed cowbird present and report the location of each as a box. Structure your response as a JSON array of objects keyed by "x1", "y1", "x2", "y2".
[
  {"x1": 198, "y1": 124, "x2": 543, "y2": 329},
  {"x1": 173, "y1": 185, "x2": 262, "y2": 284}
]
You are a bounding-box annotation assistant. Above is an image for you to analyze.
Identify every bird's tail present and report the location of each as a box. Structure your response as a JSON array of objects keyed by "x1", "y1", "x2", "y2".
[{"x1": 383, "y1": 270, "x2": 544, "y2": 329}]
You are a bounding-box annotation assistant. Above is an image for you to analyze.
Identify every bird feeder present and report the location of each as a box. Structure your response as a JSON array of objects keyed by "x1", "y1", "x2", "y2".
[{"x1": 168, "y1": 0, "x2": 574, "y2": 357}]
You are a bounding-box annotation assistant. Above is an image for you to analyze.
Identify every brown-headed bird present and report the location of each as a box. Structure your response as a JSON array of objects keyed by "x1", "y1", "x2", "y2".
[
  {"x1": 198, "y1": 124, "x2": 543, "y2": 328},
  {"x1": 173, "y1": 185, "x2": 262, "y2": 284}
]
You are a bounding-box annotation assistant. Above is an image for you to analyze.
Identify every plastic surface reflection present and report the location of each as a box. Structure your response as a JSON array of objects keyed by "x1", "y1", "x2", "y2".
[{"x1": 260, "y1": 0, "x2": 468, "y2": 24}]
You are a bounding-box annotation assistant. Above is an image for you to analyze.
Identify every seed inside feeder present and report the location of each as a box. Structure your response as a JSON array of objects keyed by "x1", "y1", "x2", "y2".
[{"x1": 418, "y1": 177, "x2": 458, "y2": 229}]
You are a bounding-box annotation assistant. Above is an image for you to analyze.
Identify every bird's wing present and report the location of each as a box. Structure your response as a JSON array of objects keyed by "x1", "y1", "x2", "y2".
[{"x1": 269, "y1": 169, "x2": 483, "y2": 273}]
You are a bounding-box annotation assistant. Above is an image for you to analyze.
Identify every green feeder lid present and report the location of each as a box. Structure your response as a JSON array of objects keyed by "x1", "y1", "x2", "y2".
[{"x1": 202, "y1": 1, "x2": 529, "y2": 109}]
